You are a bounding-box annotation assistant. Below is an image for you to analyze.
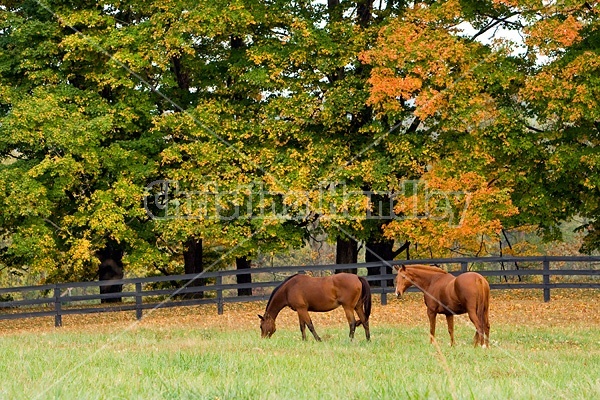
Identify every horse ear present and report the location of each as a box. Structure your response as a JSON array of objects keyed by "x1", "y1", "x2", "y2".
[
  {"x1": 400, "y1": 265, "x2": 406, "y2": 271},
  {"x1": 258, "y1": 314, "x2": 264, "y2": 321},
  {"x1": 394, "y1": 265, "x2": 400, "y2": 271}
]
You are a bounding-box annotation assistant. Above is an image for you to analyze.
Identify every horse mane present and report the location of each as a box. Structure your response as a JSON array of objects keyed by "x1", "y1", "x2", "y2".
[
  {"x1": 408, "y1": 264, "x2": 448, "y2": 274},
  {"x1": 266, "y1": 273, "x2": 299, "y2": 311}
]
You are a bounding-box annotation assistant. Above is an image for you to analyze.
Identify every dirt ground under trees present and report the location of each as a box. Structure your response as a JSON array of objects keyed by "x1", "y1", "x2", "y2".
[{"x1": 1, "y1": 289, "x2": 598, "y2": 337}]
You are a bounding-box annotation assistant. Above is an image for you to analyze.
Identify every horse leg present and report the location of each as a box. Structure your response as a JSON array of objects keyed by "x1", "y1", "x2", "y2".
[
  {"x1": 298, "y1": 315, "x2": 307, "y2": 341},
  {"x1": 354, "y1": 305, "x2": 370, "y2": 341},
  {"x1": 307, "y1": 320, "x2": 322, "y2": 342},
  {"x1": 427, "y1": 309, "x2": 437, "y2": 344},
  {"x1": 446, "y1": 315, "x2": 455, "y2": 346},
  {"x1": 483, "y1": 306, "x2": 490, "y2": 348},
  {"x1": 298, "y1": 309, "x2": 321, "y2": 342},
  {"x1": 466, "y1": 308, "x2": 483, "y2": 347},
  {"x1": 342, "y1": 306, "x2": 357, "y2": 341}
]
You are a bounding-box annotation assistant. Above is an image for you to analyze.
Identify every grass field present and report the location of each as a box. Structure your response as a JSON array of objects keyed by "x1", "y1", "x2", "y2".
[{"x1": 0, "y1": 290, "x2": 599, "y2": 399}]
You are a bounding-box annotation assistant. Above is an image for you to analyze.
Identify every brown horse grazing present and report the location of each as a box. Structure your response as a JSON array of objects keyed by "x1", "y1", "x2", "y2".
[
  {"x1": 394, "y1": 265, "x2": 490, "y2": 347},
  {"x1": 258, "y1": 273, "x2": 371, "y2": 341}
]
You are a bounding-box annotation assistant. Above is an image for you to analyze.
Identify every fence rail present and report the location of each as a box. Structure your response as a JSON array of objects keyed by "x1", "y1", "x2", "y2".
[{"x1": 1, "y1": 256, "x2": 598, "y2": 327}]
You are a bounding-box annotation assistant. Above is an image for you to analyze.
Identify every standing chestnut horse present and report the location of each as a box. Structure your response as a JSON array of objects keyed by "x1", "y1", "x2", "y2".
[
  {"x1": 258, "y1": 273, "x2": 371, "y2": 341},
  {"x1": 394, "y1": 265, "x2": 490, "y2": 347}
]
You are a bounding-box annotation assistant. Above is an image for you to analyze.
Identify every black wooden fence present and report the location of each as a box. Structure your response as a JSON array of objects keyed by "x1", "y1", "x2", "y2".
[{"x1": 1, "y1": 256, "x2": 599, "y2": 327}]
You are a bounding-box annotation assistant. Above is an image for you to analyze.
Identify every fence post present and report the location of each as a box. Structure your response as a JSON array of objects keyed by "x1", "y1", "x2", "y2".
[
  {"x1": 543, "y1": 260, "x2": 551, "y2": 302},
  {"x1": 135, "y1": 282, "x2": 143, "y2": 320},
  {"x1": 216, "y1": 275, "x2": 224, "y2": 315},
  {"x1": 461, "y1": 262, "x2": 468, "y2": 273},
  {"x1": 54, "y1": 286, "x2": 62, "y2": 327},
  {"x1": 380, "y1": 263, "x2": 387, "y2": 306}
]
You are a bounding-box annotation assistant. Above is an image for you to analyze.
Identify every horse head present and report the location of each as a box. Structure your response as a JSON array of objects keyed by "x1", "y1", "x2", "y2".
[
  {"x1": 393, "y1": 265, "x2": 411, "y2": 298},
  {"x1": 258, "y1": 314, "x2": 276, "y2": 338}
]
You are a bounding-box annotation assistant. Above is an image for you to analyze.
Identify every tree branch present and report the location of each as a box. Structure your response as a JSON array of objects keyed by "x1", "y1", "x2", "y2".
[
  {"x1": 470, "y1": 12, "x2": 522, "y2": 42},
  {"x1": 391, "y1": 240, "x2": 410, "y2": 259},
  {"x1": 527, "y1": 124, "x2": 545, "y2": 133},
  {"x1": 43, "y1": 218, "x2": 62, "y2": 231},
  {"x1": 502, "y1": 229, "x2": 522, "y2": 282},
  {"x1": 475, "y1": 234, "x2": 486, "y2": 257},
  {"x1": 405, "y1": 116, "x2": 421, "y2": 135}
]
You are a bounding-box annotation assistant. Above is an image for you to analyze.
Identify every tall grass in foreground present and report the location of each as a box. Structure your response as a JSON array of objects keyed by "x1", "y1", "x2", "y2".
[{"x1": 0, "y1": 324, "x2": 598, "y2": 400}]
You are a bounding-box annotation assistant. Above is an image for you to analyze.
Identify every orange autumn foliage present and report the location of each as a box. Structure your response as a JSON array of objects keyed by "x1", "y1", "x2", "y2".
[
  {"x1": 525, "y1": 15, "x2": 583, "y2": 54},
  {"x1": 384, "y1": 169, "x2": 518, "y2": 257},
  {"x1": 360, "y1": 5, "x2": 485, "y2": 120}
]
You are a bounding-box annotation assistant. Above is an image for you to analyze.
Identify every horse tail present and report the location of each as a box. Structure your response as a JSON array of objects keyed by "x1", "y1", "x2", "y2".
[
  {"x1": 359, "y1": 276, "x2": 372, "y2": 322},
  {"x1": 477, "y1": 276, "x2": 491, "y2": 343}
]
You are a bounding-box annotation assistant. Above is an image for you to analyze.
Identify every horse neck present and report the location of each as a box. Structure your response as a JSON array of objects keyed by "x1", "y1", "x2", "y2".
[
  {"x1": 265, "y1": 285, "x2": 288, "y2": 320},
  {"x1": 407, "y1": 267, "x2": 446, "y2": 292}
]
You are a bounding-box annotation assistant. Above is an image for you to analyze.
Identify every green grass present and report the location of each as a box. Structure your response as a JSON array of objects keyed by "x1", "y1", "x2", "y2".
[{"x1": 0, "y1": 323, "x2": 598, "y2": 400}]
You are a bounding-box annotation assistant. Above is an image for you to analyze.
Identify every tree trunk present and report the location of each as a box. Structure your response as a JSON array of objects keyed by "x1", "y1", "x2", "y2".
[
  {"x1": 97, "y1": 244, "x2": 124, "y2": 304},
  {"x1": 183, "y1": 237, "x2": 204, "y2": 298},
  {"x1": 328, "y1": 0, "x2": 343, "y2": 22},
  {"x1": 236, "y1": 256, "x2": 252, "y2": 296},
  {"x1": 336, "y1": 238, "x2": 358, "y2": 274},
  {"x1": 356, "y1": 0, "x2": 373, "y2": 28},
  {"x1": 364, "y1": 192, "x2": 396, "y2": 285},
  {"x1": 365, "y1": 239, "x2": 394, "y2": 286}
]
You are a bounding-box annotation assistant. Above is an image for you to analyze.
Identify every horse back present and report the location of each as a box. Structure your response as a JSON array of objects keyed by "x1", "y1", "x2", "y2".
[{"x1": 286, "y1": 273, "x2": 361, "y2": 312}]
